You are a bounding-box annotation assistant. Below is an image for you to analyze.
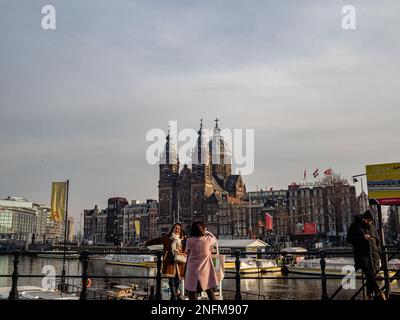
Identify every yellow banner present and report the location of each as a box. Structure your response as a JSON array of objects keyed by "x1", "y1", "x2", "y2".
[
  {"x1": 134, "y1": 221, "x2": 140, "y2": 235},
  {"x1": 366, "y1": 162, "x2": 400, "y2": 205},
  {"x1": 50, "y1": 182, "x2": 67, "y2": 222}
]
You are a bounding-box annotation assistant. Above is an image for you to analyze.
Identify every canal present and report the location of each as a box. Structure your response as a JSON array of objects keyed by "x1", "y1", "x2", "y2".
[{"x1": 0, "y1": 255, "x2": 395, "y2": 300}]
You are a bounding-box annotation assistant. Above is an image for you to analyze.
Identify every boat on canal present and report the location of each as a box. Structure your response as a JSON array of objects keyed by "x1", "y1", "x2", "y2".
[
  {"x1": 224, "y1": 257, "x2": 281, "y2": 274},
  {"x1": 287, "y1": 257, "x2": 400, "y2": 277},
  {"x1": 37, "y1": 251, "x2": 80, "y2": 259},
  {"x1": 104, "y1": 254, "x2": 157, "y2": 267}
]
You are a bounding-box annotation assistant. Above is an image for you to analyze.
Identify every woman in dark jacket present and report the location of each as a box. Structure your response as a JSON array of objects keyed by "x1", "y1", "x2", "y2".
[
  {"x1": 347, "y1": 210, "x2": 386, "y2": 300},
  {"x1": 146, "y1": 223, "x2": 187, "y2": 300}
]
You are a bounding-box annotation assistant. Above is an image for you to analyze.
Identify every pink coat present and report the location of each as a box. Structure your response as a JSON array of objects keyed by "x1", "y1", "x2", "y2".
[{"x1": 184, "y1": 233, "x2": 219, "y2": 292}]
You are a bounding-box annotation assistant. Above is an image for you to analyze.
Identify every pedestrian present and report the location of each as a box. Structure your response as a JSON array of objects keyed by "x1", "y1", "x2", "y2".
[
  {"x1": 184, "y1": 221, "x2": 218, "y2": 300},
  {"x1": 347, "y1": 209, "x2": 387, "y2": 300},
  {"x1": 146, "y1": 223, "x2": 187, "y2": 300}
]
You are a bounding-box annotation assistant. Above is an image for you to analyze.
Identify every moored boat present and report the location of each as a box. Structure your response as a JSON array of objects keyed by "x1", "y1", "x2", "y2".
[
  {"x1": 104, "y1": 254, "x2": 157, "y2": 267},
  {"x1": 37, "y1": 251, "x2": 80, "y2": 259},
  {"x1": 224, "y1": 258, "x2": 281, "y2": 274},
  {"x1": 287, "y1": 257, "x2": 400, "y2": 277}
]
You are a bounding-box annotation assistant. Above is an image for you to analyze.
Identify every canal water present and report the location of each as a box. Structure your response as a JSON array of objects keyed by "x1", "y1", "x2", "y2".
[{"x1": 0, "y1": 255, "x2": 395, "y2": 300}]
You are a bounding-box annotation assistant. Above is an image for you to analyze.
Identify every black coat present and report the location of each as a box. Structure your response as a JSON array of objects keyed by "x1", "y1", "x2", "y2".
[{"x1": 347, "y1": 215, "x2": 381, "y2": 274}]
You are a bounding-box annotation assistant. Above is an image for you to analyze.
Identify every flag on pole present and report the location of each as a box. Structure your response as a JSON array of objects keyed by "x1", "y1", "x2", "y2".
[
  {"x1": 265, "y1": 213, "x2": 273, "y2": 230},
  {"x1": 324, "y1": 168, "x2": 332, "y2": 176},
  {"x1": 313, "y1": 169, "x2": 319, "y2": 178},
  {"x1": 50, "y1": 182, "x2": 67, "y2": 222},
  {"x1": 303, "y1": 169, "x2": 307, "y2": 181}
]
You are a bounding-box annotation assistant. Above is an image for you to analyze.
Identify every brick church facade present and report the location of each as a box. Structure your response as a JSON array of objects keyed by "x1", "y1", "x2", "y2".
[{"x1": 158, "y1": 120, "x2": 253, "y2": 237}]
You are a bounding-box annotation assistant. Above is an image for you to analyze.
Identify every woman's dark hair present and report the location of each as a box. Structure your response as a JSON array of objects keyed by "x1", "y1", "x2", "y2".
[
  {"x1": 190, "y1": 221, "x2": 206, "y2": 237},
  {"x1": 168, "y1": 223, "x2": 184, "y2": 238}
]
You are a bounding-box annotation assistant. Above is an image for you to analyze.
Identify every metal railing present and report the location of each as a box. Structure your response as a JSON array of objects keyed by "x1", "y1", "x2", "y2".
[{"x1": 1, "y1": 247, "x2": 399, "y2": 300}]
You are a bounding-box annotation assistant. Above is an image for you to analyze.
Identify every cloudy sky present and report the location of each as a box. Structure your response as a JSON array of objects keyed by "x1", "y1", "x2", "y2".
[{"x1": 0, "y1": 0, "x2": 399, "y2": 224}]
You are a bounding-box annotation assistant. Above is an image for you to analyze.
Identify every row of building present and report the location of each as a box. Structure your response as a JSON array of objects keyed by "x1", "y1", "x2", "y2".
[
  {"x1": 83, "y1": 120, "x2": 400, "y2": 246},
  {"x1": 78, "y1": 120, "x2": 400, "y2": 247},
  {"x1": 0, "y1": 196, "x2": 75, "y2": 248},
  {"x1": 83, "y1": 198, "x2": 158, "y2": 245}
]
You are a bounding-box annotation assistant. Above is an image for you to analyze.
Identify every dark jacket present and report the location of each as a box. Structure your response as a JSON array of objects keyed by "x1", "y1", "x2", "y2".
[
  {"x1": 347, "y1": 215, "x2": 381, "y2": 274},
  {"x1": 146, "y1": 234, "x2": 186, "y2": 278}
]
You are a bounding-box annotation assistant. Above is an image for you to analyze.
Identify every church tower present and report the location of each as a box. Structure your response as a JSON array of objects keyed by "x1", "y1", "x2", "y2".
[
  {"x1": 191, "y1": 119, "x2": 214, "y2": 220},
  {"x1": 209, "y1": 118, "x2": 232, "y2": 188},
  {"x1": 158, "y1": 129, "x2": 179, "y2": 234}
]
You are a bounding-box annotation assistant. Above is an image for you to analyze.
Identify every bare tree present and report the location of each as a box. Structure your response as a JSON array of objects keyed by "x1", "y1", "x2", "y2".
[{"x1": 321, "y1": 173, "x2": 350, "y2": 246}]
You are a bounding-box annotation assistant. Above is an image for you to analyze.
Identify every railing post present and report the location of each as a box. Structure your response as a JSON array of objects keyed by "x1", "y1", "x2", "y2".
[
  {"x1": 8, "y1": 251, "x2": 20, "y2": 300},
  {"x1": 79, "y1": 250, "x2": 90, "y2": 300},
  {"x1": 155, "y1": 251, "x2": 162, "y2": 300},
  {"x1": 235, "y1": 250, "x2": 242, "y2": 300},
  {"x1": 320, "y1": 250, "x2": 328, "y2": 300}
]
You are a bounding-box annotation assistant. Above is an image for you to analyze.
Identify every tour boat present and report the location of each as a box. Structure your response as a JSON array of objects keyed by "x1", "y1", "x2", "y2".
[
  {"x1": 287, "y1": 257, "x2": 400, "y2": 277},
  {"x1": 37, "y1": 251, "x2": 80, "y2": 259},
  {"x1": 104, "y1": 254, "x2": 157, "y2": 267},
  {"x1": 224, "y1": 258, "x2": 281, "y2": 274}
]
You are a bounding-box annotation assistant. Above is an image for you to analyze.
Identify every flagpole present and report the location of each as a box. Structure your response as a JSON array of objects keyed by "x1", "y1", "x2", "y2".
[{"x1": 61, "y1": 180, "x2": 69, "y2": 291}]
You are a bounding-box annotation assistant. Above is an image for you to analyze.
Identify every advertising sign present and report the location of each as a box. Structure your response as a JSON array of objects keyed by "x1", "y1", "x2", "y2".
[{"x1": 366, "y1": 162, "x2": 400, "y2": 205}]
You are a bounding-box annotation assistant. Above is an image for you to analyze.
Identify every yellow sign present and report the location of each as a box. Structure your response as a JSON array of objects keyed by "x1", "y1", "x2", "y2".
[
  {"x1": 366, "y1": 162, "x2": 400, "y2": 205},
  {"x1": 50, "y1": 182, "x2": 67, "y2": 222},
  {"x1": 134, "y1": 221, "x2": 140, "y2": 235}
]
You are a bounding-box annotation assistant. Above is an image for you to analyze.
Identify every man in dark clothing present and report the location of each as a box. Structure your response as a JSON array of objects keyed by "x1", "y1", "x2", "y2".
[{"x1": 347, "y1": 210, "x2": 387, "y2": 300}]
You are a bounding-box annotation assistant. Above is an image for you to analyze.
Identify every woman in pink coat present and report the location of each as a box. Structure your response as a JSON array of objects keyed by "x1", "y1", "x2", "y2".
[{"x1": 184, "y1": 221, "x2": 218, "y2": 300}]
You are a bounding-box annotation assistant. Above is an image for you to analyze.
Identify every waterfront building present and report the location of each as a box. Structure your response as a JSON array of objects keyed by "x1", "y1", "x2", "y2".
[
  {"x1": 246, "y1": 182, "x2": 359, "y2": 245},
  {"x1": 123, "y1": 200, "x2": 145, "y2": 245},
  {"x1": 106, "y1": 197, "x2": 128, "y2": 245},
  {"x1": 0, "y1": 196, "x2": 37, "y2": 244},
  {"x1": 34, "y1": 204, "x2": 49, "y2": 242},
  {"x1": 84, "y1": 199, "x2": 159, "y2": 245},
  {"x1": 83, "y1": 205, "x2": 107, "y2": 244},
  {"x1": 45, "y1": 210, "x2": 64, "y2": 243}
]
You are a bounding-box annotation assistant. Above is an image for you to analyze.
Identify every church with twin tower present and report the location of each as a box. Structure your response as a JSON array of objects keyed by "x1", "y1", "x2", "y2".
[{"x1": 158, "y1": 119, "x2": 247, "y2": 235}]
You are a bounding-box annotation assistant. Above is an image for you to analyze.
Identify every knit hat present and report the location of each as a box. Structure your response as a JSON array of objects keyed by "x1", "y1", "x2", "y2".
[{"x1": 363, "y1": 210, "x2": 374, "y2": 221}]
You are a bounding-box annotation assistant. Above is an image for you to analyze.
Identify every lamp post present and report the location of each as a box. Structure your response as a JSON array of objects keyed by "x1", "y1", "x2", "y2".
[{"x1": 352, "y1": 173, "x2": 367, "y2": 213}]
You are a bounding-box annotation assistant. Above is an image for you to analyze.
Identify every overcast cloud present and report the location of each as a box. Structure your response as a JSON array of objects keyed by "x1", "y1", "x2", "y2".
[{"x1": 0, "y1": 0, "x2": 399, "y2": 224}]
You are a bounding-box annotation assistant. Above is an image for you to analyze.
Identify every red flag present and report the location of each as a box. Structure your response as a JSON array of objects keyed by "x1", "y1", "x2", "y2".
[
  {"x1": 265, "y1": 213, "x2": 273, "y2": 230},
  {"x1": 324, "y1": 168, "x2": 332, "y2": 176}
]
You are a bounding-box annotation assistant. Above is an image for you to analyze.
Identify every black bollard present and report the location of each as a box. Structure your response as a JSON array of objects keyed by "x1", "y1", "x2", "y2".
[
  {"x1": 8, "y1": 251, "x2": 20, "y2": 300},
  {"x1": 235, "y1": 250, "x2": 242, "y2": 300},
  {"x1": 79, "y1": 250, "x2": 90, "y2": 300},
  {"x1": 320, "y1": 250, "x2": 328, "y2": 300},
  {"x1": 155, "y1": 251, "x2": 162, "y2": 300}
]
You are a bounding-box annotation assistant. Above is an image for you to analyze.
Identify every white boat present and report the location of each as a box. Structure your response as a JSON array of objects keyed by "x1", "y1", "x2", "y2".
[
  {"x1": 224, "y1": 258, "x2": 281, "y2": 274},
  {"x1": 104, "y1": 254, "x2": 157, "y2": 267},
  {"x1": 287, "y1": 257, "x2": 400, "y2": 277},
  {"x1": 37, "y1": 251, "x2": 80, "y2": 259},
  {"x1": 0, "y1": 286, "x2": 79, "y2": 300}
]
